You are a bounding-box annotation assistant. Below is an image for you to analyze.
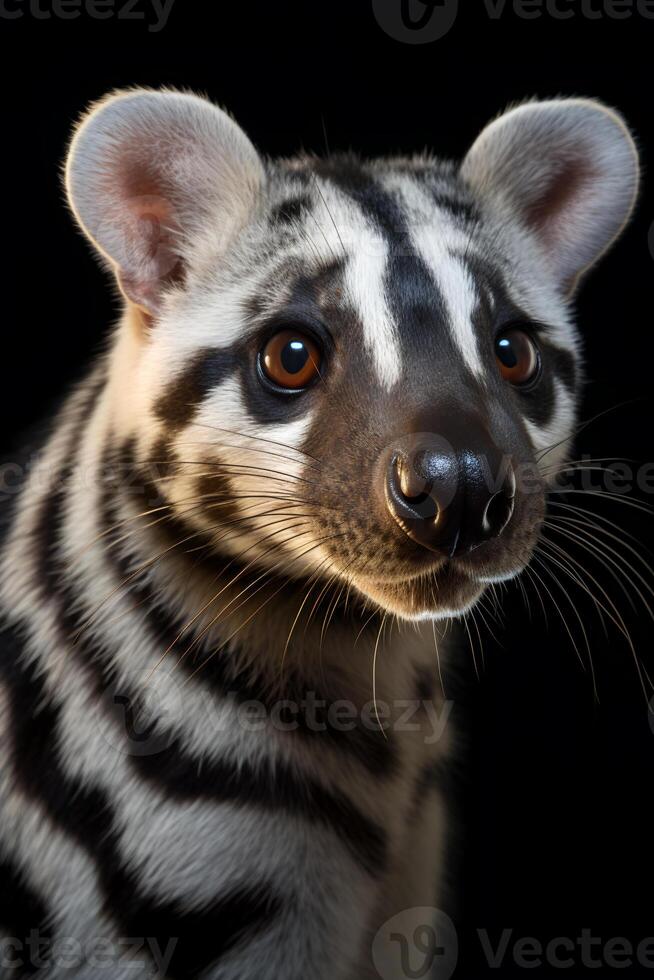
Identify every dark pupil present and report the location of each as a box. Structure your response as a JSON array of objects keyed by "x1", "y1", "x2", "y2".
[
  {"x1": 497, "y1": 337, "x2": 518, "y2": 368},
  {"x1": 281, "y1": 340, "x2": 309, "y2": 375}
]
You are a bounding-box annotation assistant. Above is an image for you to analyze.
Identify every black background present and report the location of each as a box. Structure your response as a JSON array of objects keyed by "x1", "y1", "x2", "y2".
[{"x1": 4, "y1": 1, "x2": 654, "y2": 976}]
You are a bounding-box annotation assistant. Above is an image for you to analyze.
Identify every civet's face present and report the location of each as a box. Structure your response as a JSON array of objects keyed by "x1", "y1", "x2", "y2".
[{"x1": 66, "y1": 91, "x2": 639, "y2": 619}]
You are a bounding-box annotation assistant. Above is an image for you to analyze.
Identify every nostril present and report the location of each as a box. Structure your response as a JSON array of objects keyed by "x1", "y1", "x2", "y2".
[
  {"x1": 402, "y1": 491, "x2": 431, "y2": 506},
  {"x1": 396, "y1": 455, "x2": 429, "y2": 501},
  {"x1": 483, "y1": 486, "x2": 515, "y2": 538},
  {"x1": 389, "y1": 455, "x2": 439, "y2": 521}
]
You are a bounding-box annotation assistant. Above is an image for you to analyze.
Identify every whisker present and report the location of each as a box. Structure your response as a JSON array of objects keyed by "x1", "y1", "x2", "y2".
[
  {"x1": 545, "y1": 518, "x2": 654, "y2": 623},
  {"x1": 521, "y1": 563, "x2": 549, "y2": 627},
  {"x1": 461, "y1": 615, "x2": 480, "y2": 681},
  {"x1": 527, "y1": 553, "x2": 591, "y2": 675},
  {"x1": 371, "y1": 612, "x2": 389, "y2": 739},
  {"x1": 533, "y1": 547, "x2": 600, "y2": 695},
  {"x1": 142, "y1": 456, "x2": 323, "y2": 490},
  {"x1": 167, "y1": 516, "x2": 355, "y2": 677},
  {"x1": 431, "y1": 619, "x2": 447, "y2": 700},
  {"x1": 548, "y1": 499, "x2": 648, "y2": 551},
  {"x1": 188, "y1": 421, "x2": 322, "y2": 465},
  {"x1": 74, "y1": 496, "x2": 319, "y2": 641},
  {"x1": 538, "y1": 534, "x2": 652, "y2": 698},
  {"x1": 179, "y1": 531, "x2": 352, "y2": 686},
  {"x1": 142, "y1": 517, "x2": 317, "y2": 682},
  {"x1": 535, "y1": 399, "x2": 643, "y2": 464},
  {"x1": 548, "y1": 487, "x2": 654, "y2": 517},
  {"x1": 280, "y1": 557, "x2": 334, "y2": 671},
  {"x1": 311, "y1": 173, "x2": 347, "y2": 257}
]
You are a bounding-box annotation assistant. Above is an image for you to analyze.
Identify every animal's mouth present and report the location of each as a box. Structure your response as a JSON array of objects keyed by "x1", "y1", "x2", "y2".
[
  {"x1": 344, "y1": 518, "x2": 541, "y2": 619},
  {"x1": 352, "y1": 560, "x2": 503, "y2": 620}
]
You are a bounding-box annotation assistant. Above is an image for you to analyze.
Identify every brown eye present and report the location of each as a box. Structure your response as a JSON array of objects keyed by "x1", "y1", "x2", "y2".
[
  {"x1": 261, "y1": 330, "x2": 322, "y2": 390},
  {"x1": 495, "y1": 329, "x2": 540, "y2": 386}
]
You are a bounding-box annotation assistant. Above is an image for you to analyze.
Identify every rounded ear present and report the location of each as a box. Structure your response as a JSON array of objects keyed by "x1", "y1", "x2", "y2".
[
  {"x1": 65, "y1": 88, "x2": 265, "y2": 313},
  {"x1": 460, "y1": 98, "x2": 640, "y2": 293}
]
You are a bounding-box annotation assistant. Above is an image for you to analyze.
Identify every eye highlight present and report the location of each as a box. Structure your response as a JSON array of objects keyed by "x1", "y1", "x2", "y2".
[
  {"x1": 495, "y1": 329, "x2": 540, "y2": 387},
  {"x1": 260, "y1": 329, "x2": 322, "y2": 391}
]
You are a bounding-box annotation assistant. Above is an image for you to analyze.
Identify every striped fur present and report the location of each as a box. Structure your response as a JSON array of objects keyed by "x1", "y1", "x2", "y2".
[{"x1": 0, "y1": 90, "x2": 638, "y2": 977}]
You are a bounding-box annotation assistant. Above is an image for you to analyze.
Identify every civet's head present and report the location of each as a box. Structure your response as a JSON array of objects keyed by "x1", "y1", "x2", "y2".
[{"x1": 65, "y1": 89, "x2": 639, "y2": 620}]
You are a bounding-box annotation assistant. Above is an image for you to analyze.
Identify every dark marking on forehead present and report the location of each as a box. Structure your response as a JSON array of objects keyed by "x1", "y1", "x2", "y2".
[
  {"x1": 242, "y1": 254, "x2": 309, "y2": 325},
  {"x1": 452, "y1": 251, "x2": 518, "y2": 320},
  {"x1": 244, "y1": 255, "x2": 346, "y2": 334},
  {"x1": 243, "y1": 290, "x2": 266, "y2": 321},
  {"x1": 315, "y1": 157, "x2": 458, "y2": 368},
  {"x1": 430, "y1": 192, "x2": 479, "y2": 224},
  {"x1": 399, "y1": 164, "x2": 481, "y2": 224},
  {"x1": 154, "y1": 348, "x2": 237, "y2": 431},
  {"x1": 286, "y1": 257, "x2": 346, "y2": 311},
  {"x1": 315, "y1": 156, "x2": 409, "y2": 245},
  {"x1": 269, "y1": 194, "x2": 312, "y2": 227}
]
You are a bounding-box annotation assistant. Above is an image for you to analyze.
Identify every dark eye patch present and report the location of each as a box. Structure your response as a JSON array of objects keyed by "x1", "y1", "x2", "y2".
[{"x1": 154, "y1": 348, "x2": 238, "y2": 431}]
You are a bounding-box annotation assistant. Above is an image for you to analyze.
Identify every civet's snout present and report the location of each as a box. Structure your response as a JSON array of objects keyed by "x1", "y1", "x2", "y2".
[{"x1": 383, "y1": 414, "x2": 516, "y2": 558}]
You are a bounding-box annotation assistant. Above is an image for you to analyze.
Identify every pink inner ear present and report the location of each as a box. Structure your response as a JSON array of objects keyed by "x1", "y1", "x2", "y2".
[
  {"x1": 129, "y1": 195, "x2": 176, "y2": 261},
  {"x1": 113, "y1": 190, "x2": 184, "y2": 313},
  {"x1": 525, "y1": 156, "x2": 598, "y2": 251}
]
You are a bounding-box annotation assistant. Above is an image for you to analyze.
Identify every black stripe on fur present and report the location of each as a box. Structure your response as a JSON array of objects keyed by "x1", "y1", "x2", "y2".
[
  {"x1": 0, "y1": 622, "x2": 281, "y2": 980},
  {"x1": 98, "y1": 440, "x2": 398, "y2": 781},
  {"x1": 0, "y1": 848, "x2": 52, "y2": 976},
  {"x1": 30, "y1": 441, "x2": 390, "y2": 881}
]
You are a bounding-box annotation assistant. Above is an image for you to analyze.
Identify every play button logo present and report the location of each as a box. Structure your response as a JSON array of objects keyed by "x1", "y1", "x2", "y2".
[
  {"x1": 372, "y1": 907, "x2": 459, "y2": 979},
  {"x1": 372, "y1": 0, "x2": 459, "y2": 43}
]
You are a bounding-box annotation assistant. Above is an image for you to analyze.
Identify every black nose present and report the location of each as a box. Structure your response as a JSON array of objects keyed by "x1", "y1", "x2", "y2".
[{"x1": 385, "y1": 425, "x2": 515, "y2": 557}]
